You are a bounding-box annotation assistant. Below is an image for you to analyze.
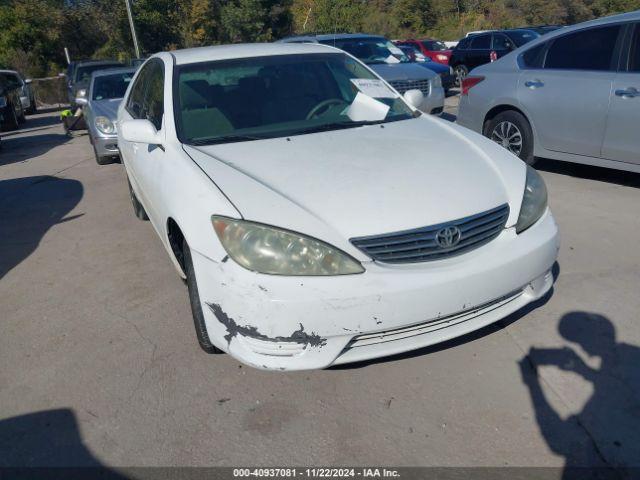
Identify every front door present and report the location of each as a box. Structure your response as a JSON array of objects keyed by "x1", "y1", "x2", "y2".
[{"x1": 601, "y1": 23, "x2": 640, "y2": 164}]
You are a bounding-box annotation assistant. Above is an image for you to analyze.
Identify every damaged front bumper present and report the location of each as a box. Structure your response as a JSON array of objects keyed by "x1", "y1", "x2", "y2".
[{"x1": 191, "y1": 211, "x2": 559, "y2": 371}]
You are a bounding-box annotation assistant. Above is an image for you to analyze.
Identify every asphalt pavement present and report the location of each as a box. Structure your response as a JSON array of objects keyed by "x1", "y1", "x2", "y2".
[{"x1": 1, "y1": 104, "x2": 639, "y2": 471}]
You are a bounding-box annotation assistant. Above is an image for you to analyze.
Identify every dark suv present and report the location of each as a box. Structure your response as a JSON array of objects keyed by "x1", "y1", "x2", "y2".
[
  {"x1": 0, "y1": 75, "x2": 25, "y2": 131},
  {"x1": 449, "y1": 29, "x2": 540, "y2": 83}
]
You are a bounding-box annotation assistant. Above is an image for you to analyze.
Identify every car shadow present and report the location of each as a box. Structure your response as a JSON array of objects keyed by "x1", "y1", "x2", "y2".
[
  {"x1": 535, "y1": 158, "x2": 640, "y2": 189},
  {"x1": 0, "y1": 133, "x2": 70, "y2": 166},
  {"x1": 518, "y1": 311, "x2": 640, "y2": 475},
  {"x1": 331, "y1": 262, "x2": 560, "y2": 370},
  {"x1": 0, "y1": 176, "x2": 83, "y2": 280},
  {"x1": 0, "y1": 408, "x2": 130, "y2": 478}
]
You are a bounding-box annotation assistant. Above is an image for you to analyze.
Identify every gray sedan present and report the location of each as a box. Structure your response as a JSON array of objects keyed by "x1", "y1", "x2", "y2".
[
  {"x1": 77, "y1": 68, "x2": 137, "y2": 165},
  {"x1": 457, "y1": 10, "x2": 640, "y2": 173}
]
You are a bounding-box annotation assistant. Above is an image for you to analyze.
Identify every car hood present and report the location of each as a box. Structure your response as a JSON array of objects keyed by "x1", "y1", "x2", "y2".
[
  {"x1": 184, "y1": 117, "x2": 526, "y2": 258},
  {"x1": 90, "y1": 98, "x2": 121, "y2": 120},
  {"x1": 418, "y1": 62, "x2": 449, "y2": 74},
  {"x1": 368, "y1": 62, "x2": 436, "y2": 81}
]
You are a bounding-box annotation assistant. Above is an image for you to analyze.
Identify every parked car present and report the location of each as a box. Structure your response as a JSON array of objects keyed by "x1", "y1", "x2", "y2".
[
  {"x1": 457, "y1": 11, "x2": 640, "y2": 172},
  {"x1": 278, "y1": 33, "x2": 445, "y2": 114},
  {"x1": 67, "y1": 60, "x2": 124, "y2": 107},
  {"x1": 395, "y1": 39, "x2": 452, "y2": 65},
  {"x1": 77, "y1": 67, "x2": 137, "y2": 165},
  {"x1": 396, "y1": 45, "x2": 455, "y2": 93},
  {"x1": 116, "y1": 44, "x2": 559, "y2": 371},
  {"x1": 0, "y1": 75, "x2": 26, "y2": 131},
  {"x1": 0, "y1": 70, "x2": 36, "y2": 114},
  {"x1": 450, "y1": 29, "x2": 541, "y2": 83}
]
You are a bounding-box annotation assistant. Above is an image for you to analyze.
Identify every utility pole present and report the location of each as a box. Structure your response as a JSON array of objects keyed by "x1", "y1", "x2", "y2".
[{"x1": 124, "y1": 0, "x2": 141, "y2": 59}]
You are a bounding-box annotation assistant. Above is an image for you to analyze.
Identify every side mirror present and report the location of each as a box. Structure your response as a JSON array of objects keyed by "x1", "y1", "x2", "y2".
[
  {"x1": 25, "y1": 78, "x2": 32, "y2": 84},
  {"x1": 403, "y1": 89, "x2": 424, "y2": 109},
  {"x1": 75, "y1": 96, "x2": 88, "y2": 106},
  {"x1": 121, "y1": 119, "x2": 162, "y2": 145}
]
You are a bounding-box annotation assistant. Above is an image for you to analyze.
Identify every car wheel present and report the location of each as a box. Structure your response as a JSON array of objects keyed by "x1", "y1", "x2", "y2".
[
  {"x1": 127, "y1": 178, "x2": 149, "y2": 220},
  {"x1": 454, "y1": 65, "x2": 468, "y2": 87},
  {"x1": 17, "y1": 105, "x2": 26, "y2": 124},
  {"x1": 183, "y1": 238, "x2": 223, "y2": 354},
  {"x1": 93, "y1": 143, "x2": 114, "y2": 165},
  {"x1": 484, "y1": 110, "x2": 535, "y2": 165},
  {"x1": 5, "y1": 103, "x2": 19, "y2": 130}
]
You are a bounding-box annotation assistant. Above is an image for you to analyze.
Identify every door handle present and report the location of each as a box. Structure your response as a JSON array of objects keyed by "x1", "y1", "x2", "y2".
[
  {"x1": 525, "y1": 80, "x2": 544, "y2": 89},
  {"x1": 615, "y1": 87, "x2": 640, "y2": 98}
]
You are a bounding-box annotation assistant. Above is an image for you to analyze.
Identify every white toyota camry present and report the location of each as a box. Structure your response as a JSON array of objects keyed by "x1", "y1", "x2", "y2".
[{"x1": 117, "y1": 43, "x2": 559, "y2": 371}]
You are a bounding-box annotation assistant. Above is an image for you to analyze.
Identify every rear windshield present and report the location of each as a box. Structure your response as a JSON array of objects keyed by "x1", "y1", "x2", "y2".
[
  {"x1": 92, "y1": 72, "x2": 135, "y2": 100},
  {"x1": 507, "y1": 31, "x2": 540, "y2": 47},
  {"x1": 174, "y1": 53, "x2": 413, "y2": 145},
  {"x1": 422, "y1": 40, "x2": 448, "y2": 51},
  {"x1": 75, "y1": 63, "x2": 123, "y2": 83}
]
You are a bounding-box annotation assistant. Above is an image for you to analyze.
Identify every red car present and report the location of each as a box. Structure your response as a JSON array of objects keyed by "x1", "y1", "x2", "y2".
[{"x1": 395, "y1": 39, "x2": 452, "y2": 65}]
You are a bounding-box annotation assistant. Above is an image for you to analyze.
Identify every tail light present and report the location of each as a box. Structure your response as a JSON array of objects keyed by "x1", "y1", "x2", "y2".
[{"x1": 461, "y1": 76, "x2": 485, "y2": 96}]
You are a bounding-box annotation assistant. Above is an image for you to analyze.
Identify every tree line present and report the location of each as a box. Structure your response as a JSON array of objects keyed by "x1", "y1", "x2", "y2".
[{"x1": 1, "y1": 0, "x2": 638, "y2": 77}]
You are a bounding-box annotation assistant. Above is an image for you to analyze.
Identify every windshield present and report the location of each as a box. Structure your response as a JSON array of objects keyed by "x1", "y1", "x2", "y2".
[
  {"x1": 422, "y1": 40, "x2": 448, "y2": 51},
  {"x1": 175, "y1": 53, "x2": 414, "y2": 145},
  {"x1": 319, "y1": 38, "x2": 409, "y2": 64},
  {"x1": 75, "y1": 63, "x2": 123, "y2": 84},
  {"x1": 507, "y1": 31, "x2": 540, "y2": 47},
  {"x1": 92, "y1": 72, "x2": 134, "y2": 100}
]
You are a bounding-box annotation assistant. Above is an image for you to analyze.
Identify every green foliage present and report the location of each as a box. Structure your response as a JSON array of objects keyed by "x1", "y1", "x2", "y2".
[{"x1": 1, "y1": 0, "x2": 639, "y2": 76}]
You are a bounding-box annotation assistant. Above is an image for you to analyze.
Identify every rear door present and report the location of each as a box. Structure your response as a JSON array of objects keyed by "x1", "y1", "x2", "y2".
[
  {"x1": 601, "y1": 23, "x2": 640, "y2": 164},
  {"x1": 467, "y1": 34, "x2": 492, "y2": 69},
  {"x1": 518, "y1": 24, "x2": 623, "y2": 157}
]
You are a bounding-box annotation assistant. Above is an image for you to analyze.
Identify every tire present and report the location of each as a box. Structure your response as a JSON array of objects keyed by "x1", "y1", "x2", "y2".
[
  {"x1": 127, "y1": 178, "x2": 149, "y2": 220},
  {"x1": 484, "y1": 110, "x2": 536, "y2": 165},
  {"x1": 17, "y1": 104, "x2": 26, "y2": 124},
  {"x1": 183, "y1": 238, "x2": 223, "y2": 354},
  {"x1": 5, "y1": 103, "x2": 19, "y2": 130},
  {"x1": 453, "y1": 65, "x2": 468, "y2": 87},
  {"x1": 93, "y1": 142, "x2": 114, "y2": 165}
]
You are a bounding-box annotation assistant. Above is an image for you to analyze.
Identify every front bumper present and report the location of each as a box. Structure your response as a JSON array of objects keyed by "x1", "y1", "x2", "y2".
[
  {"x1": 192, "y1": 211, "x2": 559, "y2": 371},
  {"x1": 421, "y1": 85, "x2": 445, "y2": 115},
  {"x1": 91, "y1": 134, "x2": 119, "y2": 158}
]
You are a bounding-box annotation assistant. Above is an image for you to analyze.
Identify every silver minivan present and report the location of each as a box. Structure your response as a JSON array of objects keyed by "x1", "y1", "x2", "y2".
[{"x1": 457, "y1": 10, "x2": 640, "y2": 173}]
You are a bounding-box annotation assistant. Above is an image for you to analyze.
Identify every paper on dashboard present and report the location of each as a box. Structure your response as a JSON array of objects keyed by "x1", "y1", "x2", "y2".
[
  {"x1": 350, "y1": 79, "x2": 397, "y2": 99},
  {"x1": 346, "y1": 92, "x2": 390, "y2": 121}
]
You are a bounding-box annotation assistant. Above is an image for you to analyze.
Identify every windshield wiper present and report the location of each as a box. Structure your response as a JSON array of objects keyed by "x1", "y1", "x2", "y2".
[
  {"x1": 189, "y1": 134, "x2": 265, "y2": 146},
  {"x1": 288, "y1": 120, "x2": 387, "y2": 136}
]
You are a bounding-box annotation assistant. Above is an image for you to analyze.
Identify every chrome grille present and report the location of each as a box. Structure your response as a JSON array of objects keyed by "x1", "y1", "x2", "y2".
[
  {"x1": 389, "y1": 79, "x2": 431, "y2": 97},
  {"x1": 351, "y1": 204, "x2": 509, "y2": 264}
]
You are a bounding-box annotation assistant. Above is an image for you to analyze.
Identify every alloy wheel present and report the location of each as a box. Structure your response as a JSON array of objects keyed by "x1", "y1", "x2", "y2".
[{"x1": 491, "y1": 121, "x2": 523, "y2": 156}]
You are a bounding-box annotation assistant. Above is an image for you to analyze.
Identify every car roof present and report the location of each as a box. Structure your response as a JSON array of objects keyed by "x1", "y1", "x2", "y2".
[
  {"x1": 91, "y1": 67, "x2": 137, "y2": 78},
  {"x1": 0, "y1": 69, "x2": 19, "y2": 75},
  {"x1": 169, "y1": 42, "x2": 344, "y2": 65},
  {"x1": 280, "y1": 33, "x2": 386, "y2": 42}
]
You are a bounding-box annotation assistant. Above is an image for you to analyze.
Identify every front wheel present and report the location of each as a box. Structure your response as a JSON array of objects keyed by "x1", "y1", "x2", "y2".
[
  {"x1": 484, "y1": 110, "x2": 535, "y2": 165},
  {"x1": 183, "y1": 238, "x2": 223, "y2": 354}
]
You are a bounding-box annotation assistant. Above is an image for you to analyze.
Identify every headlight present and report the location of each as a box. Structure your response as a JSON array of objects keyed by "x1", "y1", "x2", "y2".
[
  {"x1": 95, "y1": 116, "x2": 115, "y2": 134},
  {"x1": 0, "y1": 96, "x2": 6, "y2": 108},
  {"x1": 212, "y1": 216, "x2": 364, "y2": 276},
  {"x1": 516, "y1": 166, "x2": 548, "y2": 233},
  {"x1": 431, "y1": 74, "x2": 442, "y2": 88}
]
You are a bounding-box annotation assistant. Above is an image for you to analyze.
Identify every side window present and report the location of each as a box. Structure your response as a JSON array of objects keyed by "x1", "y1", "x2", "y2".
[
  {"x1": 629, "y1": 24, "x2": 640, "y2": 72},
  {"x1": 142, "y1": 61, "x2": 165, "y2": 131},
  {"x1": 521, "y1": 43, "x2": 546, "y2": 68},
  {"x1": 492, "y1": 34, "x2": 512, "y2": 51},
  {"x1": 470, "y1": 34, "x2": 491, "y2": 50},
  {"x1": 545, "y1": 25, "x2": 621, "y2": 71},
  {"x1": 127, "y1": 66, "x2": 149, "y2": 118}
]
